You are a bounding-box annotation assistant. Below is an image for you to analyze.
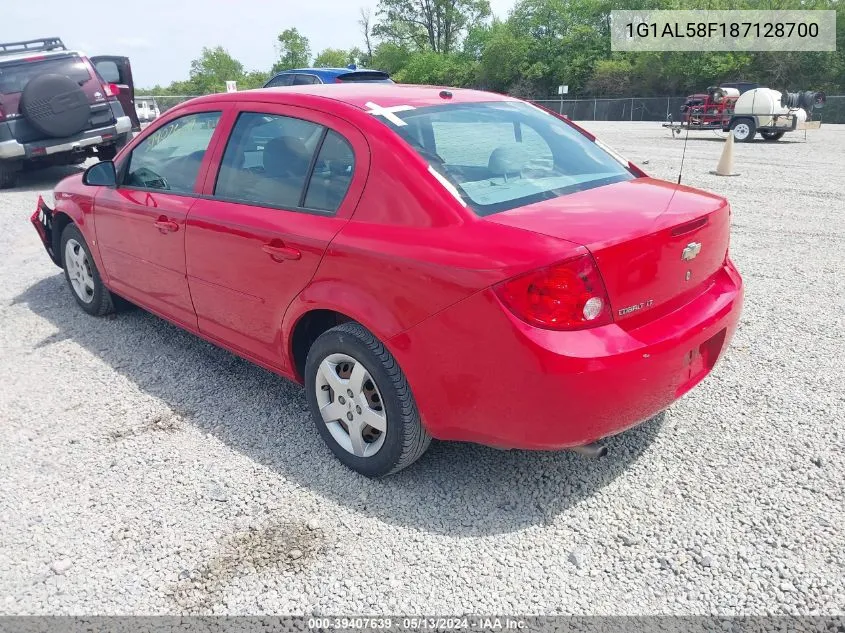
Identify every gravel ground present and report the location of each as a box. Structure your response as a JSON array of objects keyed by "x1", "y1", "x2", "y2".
[{"x1": 0, "y1": 122, "x2": 843, "y2": 616}]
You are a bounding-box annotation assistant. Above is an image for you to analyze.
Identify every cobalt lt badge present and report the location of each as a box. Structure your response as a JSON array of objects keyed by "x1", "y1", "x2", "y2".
[{"x1": 682, "y1": 241, "x2": 702, "y2": 261}]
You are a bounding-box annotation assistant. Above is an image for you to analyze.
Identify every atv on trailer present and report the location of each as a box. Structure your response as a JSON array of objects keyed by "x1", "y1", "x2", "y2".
[{"x1": 664, "y1": 85, "x2": 825, "y2": 142}]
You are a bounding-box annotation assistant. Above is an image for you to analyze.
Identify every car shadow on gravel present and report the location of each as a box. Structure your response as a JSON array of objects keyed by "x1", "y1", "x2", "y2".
[
  {"x1": 15, "y1": 275, "x2": 663, "y2": 536},
  {"x1": 7, "y1": 164, "x2": 87, "y2": 193}
]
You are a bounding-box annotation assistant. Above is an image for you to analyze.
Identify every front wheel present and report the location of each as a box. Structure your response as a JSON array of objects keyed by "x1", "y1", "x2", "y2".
[
  {"x1": 731, "y1": 118, "x2": 756, "y2": 142},
  {"x1": 304, "y1": 322, "x2": 431, "y2": 477},
  {"x1": 60, "y1": 224, "x2": 115, "y2": 316},
  {"x1": 760, "y1": 130, "x2": 785, "y2": 141}
]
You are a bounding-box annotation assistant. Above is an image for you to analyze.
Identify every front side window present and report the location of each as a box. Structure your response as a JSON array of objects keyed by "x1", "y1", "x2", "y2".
[
  {"x1": 382, "y1": 102, "x2": 633, "y2": 216},
  {"x1": 304, "y1": 130, "x2": 355, "y2": 212},
  {"x1": 125, "y1": 111, "x2": 221, "y2": 193}
]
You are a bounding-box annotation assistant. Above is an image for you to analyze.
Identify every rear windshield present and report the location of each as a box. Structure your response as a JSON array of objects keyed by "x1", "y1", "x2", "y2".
[
  {"x1": 337, "y1": 71, "x2": 393, "y2": 84},
  {"x1": 0, "y1": 55, "x2": 92, "y2": 95},
  {"x1": 383, "y1": 101, "x2": 633, "y2": 216}
]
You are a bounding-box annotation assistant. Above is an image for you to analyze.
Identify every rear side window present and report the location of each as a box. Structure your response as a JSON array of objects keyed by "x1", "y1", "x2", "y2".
[
  {"x1": 265, "y1": 74, "x2": 294, "y2": 88},
  {"x1": 214, "y1": 112, "x2": 354, "y2": 214},
  {"x1": 125, "y1": 111, "x2": 221, "y2": 193},
  {"x1": 293, "y1": 74, "x2": 320, "y2": 85},
  {"x1": 0, "y1": 55, "x2": 91, "y2": 95},
  {"x1": 304, "y1": 130, "x2": 355, "y2": 212},
  {"x1": 215, "y1": 112, "x2": 322, "y2": 209}
]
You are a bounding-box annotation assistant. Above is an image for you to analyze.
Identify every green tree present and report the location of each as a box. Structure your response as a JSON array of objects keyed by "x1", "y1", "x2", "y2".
[
  {"x1": 374, "y1": 0, "x2": 492, "y2": 54},
  {"x1": 314, "y1": 48, "x2": 352, "y2": 68},
  {"x1": 273, "y1": 28, "x2": 311, "y2": 73},
  {"x1": 187, "y1": 46, "x2": 245, "y2": 94},
  {"x1": 370, "y1": 42, "x2": 414, "y2": 74},
  {"x1": 359, "y1": 7, "x2": 375, "y2": 64},
  {"x1": 477, "y1": 22, "x2": 530, "y2": 92},
  {"x1": 393, "y1": 51, "x2": 476, "y2": 85},
  {"x1": 241, "y1": 70, "x2": 271, "y2": 89},
  {"x1": 348, "y1": 47, "x2": 367, "y2": 67},
  {"x1": 586, "y1": 58, "x2": 633, "y2": 96}
]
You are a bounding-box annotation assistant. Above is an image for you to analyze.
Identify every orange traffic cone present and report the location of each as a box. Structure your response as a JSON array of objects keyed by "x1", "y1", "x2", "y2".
[{"x1": 712, "y1": 132, "x2": 739, "y2": 176}]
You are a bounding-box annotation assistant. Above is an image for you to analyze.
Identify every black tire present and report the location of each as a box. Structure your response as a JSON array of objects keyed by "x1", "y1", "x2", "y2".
[
  {"x1": 97, "y1": 133, "x2": 130, "y2": 161},
  {"x1": 760, "y1": 130, "x2": 785, "y2": 141},
  {"x1": 730, "y1": 118, "x2": 756, "y2": 143},
  {"x1": 304, "y1": 322, "x2": 431, "y2": 477},
  {"x1": 60, "y1": 223, "x2": 115, "y2": 316},
  {"x1": 0, "y1": 160, "x2": 19, "y2": 189},
  {"x1": 20, "y1": 73, "x2": 91, "y2": 138}
]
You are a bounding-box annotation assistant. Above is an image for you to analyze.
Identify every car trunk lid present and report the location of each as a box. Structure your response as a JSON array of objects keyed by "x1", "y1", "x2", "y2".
[{"x1": 486, "y1": 177, "x2": 731, "y2": 324}]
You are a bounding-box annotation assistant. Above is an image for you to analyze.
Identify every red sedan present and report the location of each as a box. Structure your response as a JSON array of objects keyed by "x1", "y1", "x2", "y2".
[{"x1": 31, "y1": 85, "x2": 743, "y2": 477}]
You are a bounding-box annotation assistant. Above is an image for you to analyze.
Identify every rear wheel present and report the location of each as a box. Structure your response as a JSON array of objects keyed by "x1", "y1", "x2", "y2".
[
  {"x1": 0, "y1": 160, "x2": 20, "y2": 189},
  {"x1": 304, "y1": 322, "x2": 430, "y2": 477},
  {"x1": 60, "y1": 224, "x2": 115, "y2": 316},
  {"x1": 97, "y1": 133, "x2": 130, "y2": 161},
  {"x1": 730, "y1": 118, "x2": 756, "y2": 142},
  {"x1": 760, "y1": 130, "x2": 785, "y2": 141}
]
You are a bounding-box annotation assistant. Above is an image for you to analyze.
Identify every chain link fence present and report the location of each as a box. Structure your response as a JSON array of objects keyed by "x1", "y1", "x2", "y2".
[
  {"x1": 532, "y1": 95, "x2": 845, "y2": 124},
  {"x1": 135, "y1": 95, "x2": 196, "y2": 115},
  {"x1": 137, "y1": 94, "x2": 845, "y2": 124}
]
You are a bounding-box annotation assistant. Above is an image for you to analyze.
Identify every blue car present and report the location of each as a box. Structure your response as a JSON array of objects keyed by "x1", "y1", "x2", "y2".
[{"x1": 264, "y1": 65, "x2": 393, "y2": 88}]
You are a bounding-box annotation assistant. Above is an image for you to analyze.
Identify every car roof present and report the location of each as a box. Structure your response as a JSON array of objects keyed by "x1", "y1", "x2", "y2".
[
  {"x1": 187, "y1": 84, "x2": 515, "y2": 112},
  {"x1": 0, "y1": 49, "x2": 81, "y2": 65},
  {"x1": 276, "y1": 67, "x2": 385, "y2": 76}
]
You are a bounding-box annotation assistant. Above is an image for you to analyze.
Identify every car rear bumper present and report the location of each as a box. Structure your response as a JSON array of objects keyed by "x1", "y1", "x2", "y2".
[
  {"x1": 390, "y1": 260, "x2": 744, "y2": 450},
  {"x1": 0, "y1": 116, "x2": 131, "y2": 160}
]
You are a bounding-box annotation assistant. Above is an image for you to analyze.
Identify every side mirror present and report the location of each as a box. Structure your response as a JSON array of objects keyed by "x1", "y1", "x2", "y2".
[{"x1": 83, "y1": 160, "x2": 116, "y2": 187}]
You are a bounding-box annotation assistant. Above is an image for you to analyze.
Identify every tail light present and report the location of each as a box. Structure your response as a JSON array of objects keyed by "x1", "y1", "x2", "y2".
[
  {"x1": 494, "y1": 254, "x2": 613, "y2": 331},
  {"x1": 104, "y1": 83, "x2": 121, "y2": 97}
]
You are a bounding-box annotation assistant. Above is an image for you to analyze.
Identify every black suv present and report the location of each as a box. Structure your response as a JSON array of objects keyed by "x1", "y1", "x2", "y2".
[{"x1": 0, "y1": 37, "x2": 139, "y2": 188}]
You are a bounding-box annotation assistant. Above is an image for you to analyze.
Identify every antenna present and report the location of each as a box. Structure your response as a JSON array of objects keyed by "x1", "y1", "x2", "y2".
[{"x1": 677, "y1": 117, "x2": 691, "y2": 185}]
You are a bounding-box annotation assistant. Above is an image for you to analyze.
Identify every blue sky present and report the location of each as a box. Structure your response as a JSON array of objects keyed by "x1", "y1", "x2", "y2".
[{"x1": 3, "y1": 0, "x2": 517, "y2": 88}]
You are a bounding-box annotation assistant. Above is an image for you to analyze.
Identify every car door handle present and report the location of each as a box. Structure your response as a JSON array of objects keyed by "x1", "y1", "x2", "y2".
[
  {"x1": 153, "y1": 217, "x2": 179, "y2": 233},
  {"x1": 262, "y1": 242, "x2": 301, "y2": 261}
]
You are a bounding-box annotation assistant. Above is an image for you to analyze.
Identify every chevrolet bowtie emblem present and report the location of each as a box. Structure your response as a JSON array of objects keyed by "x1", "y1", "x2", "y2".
[{"x1": 682, "y1": 242, "x2": 702, "y2": 261}]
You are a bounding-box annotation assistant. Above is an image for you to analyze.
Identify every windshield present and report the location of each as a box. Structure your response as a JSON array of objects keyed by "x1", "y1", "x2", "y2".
[{"x1": 384, "y1": 101, "x2": 633, "y2": 216}]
